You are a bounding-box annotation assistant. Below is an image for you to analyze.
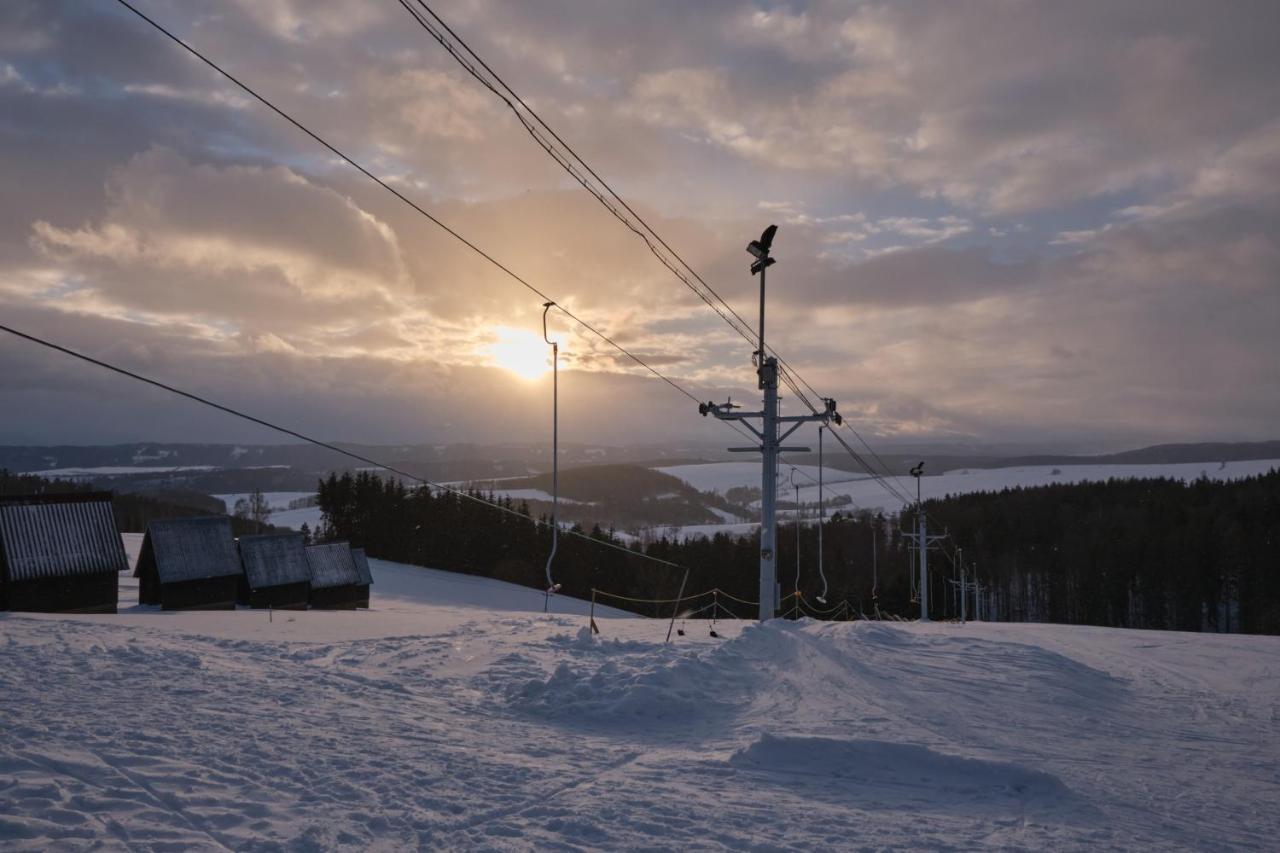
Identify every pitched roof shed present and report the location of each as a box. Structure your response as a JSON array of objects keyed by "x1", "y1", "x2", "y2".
[
  {"x1": 304, "y1": 542, "x2": 362, "y2": 589},
  {"x1": 0, "y1": 492, "x2": 128, "y2": 582},
  {"x1": 239, "y1": 532, "x2": 310, "y2": 590},
  {"x1": 139, "y1": 516, "x2": 240, "y2": 584},
  {"x1": 351, "y1": 547, "x2": 374, "y2": 586}
]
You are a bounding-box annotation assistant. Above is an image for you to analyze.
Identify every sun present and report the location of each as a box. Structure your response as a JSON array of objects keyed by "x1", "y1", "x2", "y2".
[{"x1": 485, "y1": 326, "x2": 551, "y2": 380}]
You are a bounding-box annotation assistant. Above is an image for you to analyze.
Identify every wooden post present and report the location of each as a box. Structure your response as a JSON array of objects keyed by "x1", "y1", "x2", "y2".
[{"x1": 665, "y1": 569, "x2": 690, "y2": 643}]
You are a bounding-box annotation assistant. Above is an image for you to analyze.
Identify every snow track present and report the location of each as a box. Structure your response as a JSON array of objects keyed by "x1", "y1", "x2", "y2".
[{"x1": 1, "y1": 561, "x2": 1277, "y2": 849}]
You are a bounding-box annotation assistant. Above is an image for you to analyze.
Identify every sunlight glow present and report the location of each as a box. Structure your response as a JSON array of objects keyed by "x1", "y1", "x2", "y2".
[{"x1": 485, "y1": 326, "x2": 551, "y2": 380}]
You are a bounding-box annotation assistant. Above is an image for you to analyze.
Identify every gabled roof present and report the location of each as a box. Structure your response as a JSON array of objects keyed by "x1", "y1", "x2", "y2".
[
  {"x1": 239, "y1": 533, "x2": 310, "y2": 590},
  {"x1": 350, "y1": 547, "x2": 374, "y2": 586},
  {"x1": 0, "y1": 492, "x2": 128, "y2": 582},
  {"x1": 141, "y1": 516, "x2": 240, "y2": 584},
  {"x1": 304, "y1": 542, "x2": 363, "y2": 589}
]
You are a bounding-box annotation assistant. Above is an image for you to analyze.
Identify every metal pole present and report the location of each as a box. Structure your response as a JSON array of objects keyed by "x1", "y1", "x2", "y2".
[
  {"x1": 542, "y1": 303, "x2": 559, "y2": 602},
  {"x1": 666, "y1": 568, "x2": 690, "y2": 643},
  {"x1": 760, "y1": 355, "x2": 778, "y2": 621},
  {"x1": 918, "y1": 474, "x2": 929, "y2": 622},
  {"x1": 794, "y1": 471, "x2": 801, "y2": 602},
  {"x1": 817, "y1": 426, "x2": 827, "y2": 602},
  {"x1": 960, "y1": 550, "x2": 966, "y2": 624},
  {"x1": 757, "y1": 260, "x2": 767, "y2": 386}
]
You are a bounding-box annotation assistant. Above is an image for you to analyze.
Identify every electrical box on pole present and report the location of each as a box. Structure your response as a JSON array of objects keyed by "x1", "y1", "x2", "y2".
[{"x1": 698, "y1": 225, "x2": 840, "y2": 620}]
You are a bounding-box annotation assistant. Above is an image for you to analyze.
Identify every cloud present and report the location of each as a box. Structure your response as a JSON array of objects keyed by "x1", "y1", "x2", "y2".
[{"x1": 1, "y1": 0, "x2": 1278, "y2": 450}]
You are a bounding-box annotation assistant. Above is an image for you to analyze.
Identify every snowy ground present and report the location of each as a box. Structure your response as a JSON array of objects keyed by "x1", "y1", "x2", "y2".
[
  {"x1": 1, "y1": 558, "x2": 1277, "y2": 850},
  {"x1": 211, "y1": 492, "x2": 323, "y2": 533}
]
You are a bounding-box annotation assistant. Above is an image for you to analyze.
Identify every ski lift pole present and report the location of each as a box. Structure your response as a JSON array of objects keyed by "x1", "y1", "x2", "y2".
[
  {"x1": 792, "y1": 467, "x2": 801, "y2": 611},
  {"x1": 542, "y1": 302, "x2": 560, "y2": 609},
  {"x1": 817, "y1": 425, "x2": 829, "y2": 603},
  {"x1": 665, "y1": 568, "x2": 690, "y2": 643}
]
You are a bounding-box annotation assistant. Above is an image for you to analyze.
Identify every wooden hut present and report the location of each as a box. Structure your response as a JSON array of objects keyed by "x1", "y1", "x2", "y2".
[
  {"x1": 351, "y1": 547, "x2": 374, "y2": 608},
  {"x1": 305, "y1": 542, "x2": 369, "y2": 609},
  {"x1": 135, "y1": 516, "x2": 240, "y2": 610},
  {"x1": 238, "y1": 532, "x2": 310, "y2": 609},
  {"x1": 0, "y1": 492, "x2": 126, "y2": 613}
]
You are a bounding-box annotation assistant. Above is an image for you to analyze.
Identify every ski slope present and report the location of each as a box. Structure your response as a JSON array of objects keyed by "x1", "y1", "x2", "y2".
[{"x1": 1, "y1": 558, "x2": 1277, "y2": 849}]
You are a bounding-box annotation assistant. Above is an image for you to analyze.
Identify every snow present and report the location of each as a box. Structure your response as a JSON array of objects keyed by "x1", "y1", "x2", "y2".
[
  {"x1": 1, "y1": 552, "x2": 1277, "y2": 849},
  {"x1": 658, "y1": 462, "x2": 865, "y2": 494},
  {"x1": 661, "y1": 458, "x2": 1280, "y2": 515},
  {"x1": 266, "y1": 505, "x2": 325, "y2": 531},
  {"x1": 33, "y1": 465, "x2": 217, "y2": 478},
  {"x1": 213, "y1": 491, "x2": 316, "y2": 513},
  {"x1": 211, "y1": 493, "x2": 322, "y2": 531},
  {"x1": 478, "y1": 488, "x2": 589, "y2": 506},
  {"x1": 706, "y1": 506, "x2": 744, "y2": 523}
]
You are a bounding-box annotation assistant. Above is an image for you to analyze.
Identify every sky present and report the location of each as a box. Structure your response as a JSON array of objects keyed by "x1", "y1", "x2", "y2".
[{"x1": 1, "y1": 0, "x2": 1278, "y2": 452}]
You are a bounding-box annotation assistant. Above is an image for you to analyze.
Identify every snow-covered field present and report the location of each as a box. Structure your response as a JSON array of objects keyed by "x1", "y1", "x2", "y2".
[
  {"x1": 211, "y1": 492, "x2": 323, "y2": 532},
  {"x1": 35, "y1": 465, "x2": 218, "y2": 478},
  {"x1": 2, "y1": 555, "x2": 1277, "y2": 849},
  {"x1": 212, "y1": 492, "x2": 316, "y2": 514},
  {"x1": 657, "y1": 462, "x2": 866, "y2": 494}
]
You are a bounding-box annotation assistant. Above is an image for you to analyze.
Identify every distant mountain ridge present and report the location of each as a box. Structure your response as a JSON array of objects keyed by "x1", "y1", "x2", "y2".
[{"x1": 1, "y1": 439, "x2": 1277, "y2": 482}]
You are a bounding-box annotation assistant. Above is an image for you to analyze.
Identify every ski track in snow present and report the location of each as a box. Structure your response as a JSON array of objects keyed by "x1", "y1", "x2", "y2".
[{"x1": 1, "y1": 561, "x2": 1278, "y2": 850}]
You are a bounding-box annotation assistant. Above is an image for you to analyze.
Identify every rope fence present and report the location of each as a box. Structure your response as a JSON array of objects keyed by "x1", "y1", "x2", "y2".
[{"x1": 588, "y1": 585, "x2": 859, "y2": 638}]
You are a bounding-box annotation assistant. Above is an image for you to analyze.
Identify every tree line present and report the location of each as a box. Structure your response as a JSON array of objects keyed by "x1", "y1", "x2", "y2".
[{"x1": 317, "y1": 467, "x2": 1280, "y2": 634}]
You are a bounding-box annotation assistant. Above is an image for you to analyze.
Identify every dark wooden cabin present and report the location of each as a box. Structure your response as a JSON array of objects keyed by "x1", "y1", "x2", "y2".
[
  {"x1": 0, "y1": 492, "x2": 126, "y2": 613},
  {"x1": 135, "y1": 517, "x2": 240, "y2": 610},
  {"x1": 305, "y1": 542, "x2": 369, "y2": 609},
  {"x1": 237, "y1": 532, "x2": 310, "y2": 609},
  {"x1": 350, "y1": 547, "x2": 373, "y2": 608}
]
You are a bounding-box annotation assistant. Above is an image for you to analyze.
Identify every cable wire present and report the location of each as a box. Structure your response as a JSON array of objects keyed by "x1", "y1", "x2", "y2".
[
  {"x1": 109, "y1": 0, "x2": 764, "y2": 451},
  {"x1": 395, "y1": 0, "x2": 915, "y2": 509},
  {"x1": 0, "y1": 323, "x2": 689, "y2": 571}
]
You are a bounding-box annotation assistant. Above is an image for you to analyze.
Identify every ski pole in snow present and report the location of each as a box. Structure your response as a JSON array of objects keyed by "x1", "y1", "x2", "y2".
[{"x1": 542, "y1": 301, "x2": 560, "y2": 606}]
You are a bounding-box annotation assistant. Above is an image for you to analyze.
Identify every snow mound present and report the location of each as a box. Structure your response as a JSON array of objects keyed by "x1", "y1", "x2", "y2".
[
  {"x1": 505, "y1": 622, "x2": 808, "y2": 729},
  {"x1": 730, "y1": 733, "x2": 1072, "y2": 802}
]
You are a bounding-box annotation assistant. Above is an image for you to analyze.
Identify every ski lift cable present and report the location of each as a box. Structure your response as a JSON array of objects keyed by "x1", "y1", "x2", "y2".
[
  {"x1": 398, "y1": 0, "x2": 912, "y2": 501},
  {"x1": 118, "y1": 0, "x2": 919, "y2": 558},
  {"x1": 107, "y1": 0, "x2": 760, "y2": 459},
  {"x1": 0, "y1": 324, "x2": 691, "y2": 572},
  {"x1": 400, "y1": 0, "x2": 816, "y2": 379}
]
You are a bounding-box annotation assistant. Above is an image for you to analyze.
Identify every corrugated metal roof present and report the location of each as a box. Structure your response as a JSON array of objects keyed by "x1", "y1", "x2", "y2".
[
  {"x1": 0, "y1": 494, "x2": 128, "y2": 581},
  {"x1": 350, "y1": 547, "x2": 374, "y2": 586},
  {"x1": 239, "y1": 533, "x2": 310, "y2": 590},
  {"x1": 305, "y1": 542, "x2": 362, "y2": 589},
  {"x1": 146, "y1": 517, "x2": 241, "y2": 584}
]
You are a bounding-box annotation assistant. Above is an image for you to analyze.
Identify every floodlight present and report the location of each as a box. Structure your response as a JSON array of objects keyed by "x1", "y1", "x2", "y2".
[{"x1": 746, "y1": 223, "x2": 778, "y2": 260}]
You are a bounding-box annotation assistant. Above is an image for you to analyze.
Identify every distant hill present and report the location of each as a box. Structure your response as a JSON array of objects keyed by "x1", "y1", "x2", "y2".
[
  {"x1": 0, "y1": 441, "x2": 728, "y2": 485},
  {"x1": 775, "y1": 441, "x2": 1280, "y2": 476},
  {"x1": 468, "y1": 464, "x2": 750, "y2": 530}
]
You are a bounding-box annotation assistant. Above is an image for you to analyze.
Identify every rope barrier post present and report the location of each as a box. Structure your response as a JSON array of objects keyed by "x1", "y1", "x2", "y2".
[
  {"x1": 589, "y1": 588, "x2": 600, "y2": 635},
  {"x1": 665, "y1": 568, "x2": 690, "y2": 644}
]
